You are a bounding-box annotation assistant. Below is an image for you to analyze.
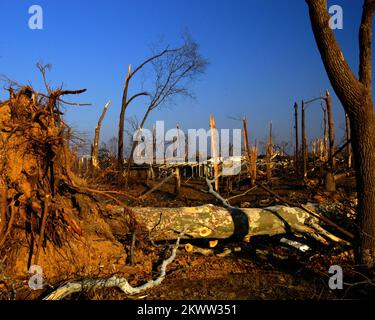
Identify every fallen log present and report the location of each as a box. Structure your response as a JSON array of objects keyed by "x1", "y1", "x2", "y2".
[{"x1": 108, "y1": 204, "x2": 349, "y2": 246}]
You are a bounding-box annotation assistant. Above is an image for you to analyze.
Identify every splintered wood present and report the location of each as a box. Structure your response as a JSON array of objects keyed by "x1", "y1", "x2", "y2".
[
  {"x1": 209, "y1": 114, "x2": 219, "y2": 191},
  {"x1": 243, "y1": 114, "x2": 257, "y2": 186}
]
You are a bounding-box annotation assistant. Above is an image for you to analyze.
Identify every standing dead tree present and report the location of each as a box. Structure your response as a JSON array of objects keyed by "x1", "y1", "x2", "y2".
[
  {"x1": 266, "y1": 122, "x2": 273, "y2": 182},
  {"x1": 250, "y1": 145, "x2": 258, "y2": 186},
  {"x1": 322, "y1": 101, "x2": 329, "y2": 161},
  {"x1": 243, "y1": 114, "x2": 257, "y2": 186},
  {"x1": 294, "y1": 102, "x2": 299, "y2": 175},
  {"x1": 301, "y1": 101, "x2": 308, "y2": 180},
  {"x1": 302, "y1": 95, "x2": 333, "y2": 187},
  {"x1": 311, "y1": 139, "x2": 317, "y2": 167},
  {"x1": 123, "y1": 34, "x2": 208, "y2": 179},
  {"x1": 91, "y1": 100, "x2": 110, "y2": 170},
  {"x1": 210, "y1": 114, "x2": 219, "y2": 191},
  {"x1": 325, "y1": 91, "x2": 336, "y2": 168},
  {"x1": 324, "y1": 90, "x2": 336, "y2": 191},
  {"x1": 117, "y1": 64, "x2": 150, "y2": 172},
  {"x1": 307, "y1": 0, "x2": 375, "y2": 267}
]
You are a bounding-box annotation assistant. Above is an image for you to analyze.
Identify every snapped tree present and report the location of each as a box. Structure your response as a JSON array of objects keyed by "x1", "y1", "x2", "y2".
[{"x1": 117, "y1": 33, "x2": 207, "y2": 174}]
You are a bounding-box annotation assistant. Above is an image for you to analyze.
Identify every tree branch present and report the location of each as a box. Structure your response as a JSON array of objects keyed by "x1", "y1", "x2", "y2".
[
  {"x1": 126, "y1": 92, "x2": 149, "y2": 107},
  {"x1": 129, "y1": 48, "x2": 180, "y2": 80},
  {"x1": 57, "y1": 89, "x2": 87, "y2": 96},
  {"x1": 43, "y1": 229, "x2": 186, "y2": 300},
  {"x1": 359, "y1": 0, "x2": 375, "y2": 89}
]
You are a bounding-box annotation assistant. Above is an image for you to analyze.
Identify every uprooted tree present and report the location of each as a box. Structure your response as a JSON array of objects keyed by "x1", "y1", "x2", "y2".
[
  {"x1": 0, "y1": 79, "x2": 140, "y2": 281},
  {"x1": 307, "y1": 0, "x2": 375, "y2": 267}
]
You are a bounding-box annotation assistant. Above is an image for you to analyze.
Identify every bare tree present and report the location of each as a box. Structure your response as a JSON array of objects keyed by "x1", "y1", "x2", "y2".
[
  {"x1": 123, "y1": 34, "x2": 208, "y2": 176},
  {"x1": 307, "y1": 0, "x2": 375, "y2": 267}
]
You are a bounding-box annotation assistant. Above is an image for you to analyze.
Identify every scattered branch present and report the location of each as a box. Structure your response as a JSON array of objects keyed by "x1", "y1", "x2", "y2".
[{"x1": 43, "y1": 228, "x2": 186, "y2": 300}]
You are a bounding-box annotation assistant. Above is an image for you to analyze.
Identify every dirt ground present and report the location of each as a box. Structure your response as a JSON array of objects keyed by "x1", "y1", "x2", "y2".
[
  {"x1": 48, "y1": 170, "x2": 366, "y2": 301},
  {"x1": 0, "y1": 165, "x2": 368, "y2": 300}
]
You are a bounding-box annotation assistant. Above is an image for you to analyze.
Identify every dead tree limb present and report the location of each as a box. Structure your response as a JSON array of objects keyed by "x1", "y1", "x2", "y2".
[
  {"x1": 226, "y1": 185, "x2": 257, "y2": 202},
  {"x1": 43, "y1": 230, "x2": 185, "y2": 300},
  {"x1": 139, "y1": 173, "x2": 175, "y2": 199}
]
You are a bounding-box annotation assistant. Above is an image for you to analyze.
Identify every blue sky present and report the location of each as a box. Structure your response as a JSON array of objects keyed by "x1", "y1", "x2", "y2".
[{"x1": 0, "y1": 0, "x2": 369, "y2": 152}]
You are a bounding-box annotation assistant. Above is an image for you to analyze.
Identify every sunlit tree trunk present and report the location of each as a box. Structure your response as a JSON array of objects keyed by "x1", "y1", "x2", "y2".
[{"x1": 307, "y1": 0, "x2": 375, "y2": 267}]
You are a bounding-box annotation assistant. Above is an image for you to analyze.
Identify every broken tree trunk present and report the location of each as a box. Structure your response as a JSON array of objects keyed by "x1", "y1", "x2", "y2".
[
  {"x1": 326, "y1": 90, "x2": 336, "y2": 170},
  {"x1": 266, "y1": 122, "x2": 273, "y2": 181},
  {"x1": 91, "y1": 100, "x2": 110, "y2": 170},
  {"x1": 301, "y1": 100, "x2": 308, "y2": 180},
  {"x1": 108, "y1": 204, "x2": 349, "y2": 245},
  {"x1": 243, "y1": 115, "x2": 257, "y2": 186},
  {"x1": 243, "y1": 114, "x2": 252, "y2": 184},
  {"x1": 324, "y1": 90, "x2": 336, "y2": 192},
  {"x1": 174, "y1": 167, "x2": 181, "y2": 195},
  {"x1": 250, "y1": 145, "x2": 257, "y2": 186},
  {"x1": 322, "y1": 103, "x2": 328, "y2": 161},
  {"x1": 210, "y1": 114, "x2": 219, "y2": 191},
  {"x1": 118, "y1": 64, "x2": 132, "y2": 172},
  {"x1": 312, "y1": 140, "x2": 316, "y2": 167},
  {"x1": 294, "y1": 102, "x2": 299, "y2": 175}
]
